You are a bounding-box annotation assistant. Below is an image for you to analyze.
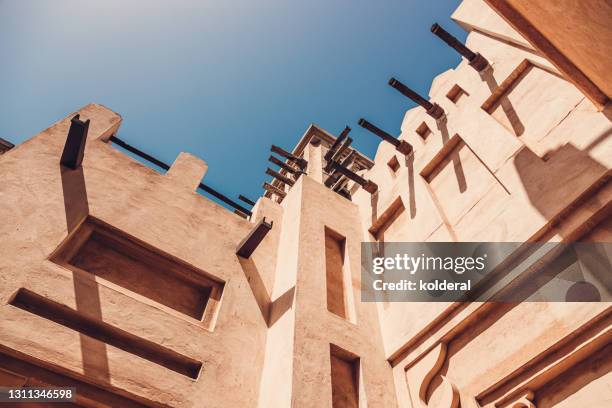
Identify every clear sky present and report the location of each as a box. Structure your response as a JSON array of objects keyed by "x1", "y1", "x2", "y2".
[{"x1": 0, "y1": 0, "x2": 465, "y2": 209}]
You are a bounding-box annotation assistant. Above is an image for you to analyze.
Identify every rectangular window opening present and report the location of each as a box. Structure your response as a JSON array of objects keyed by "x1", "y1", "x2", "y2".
[
  {"x1": 324, "y1": 227, "x2": 355, "y2": 322},
  {"x1": 330, "y1": 344, "x2": 360, "y2": 408},
  {"x1": 50, "y1": 217, "x2": 223, "y2": 329}
]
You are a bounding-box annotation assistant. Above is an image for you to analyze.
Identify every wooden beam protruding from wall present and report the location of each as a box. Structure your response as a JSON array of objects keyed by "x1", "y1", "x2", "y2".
[{"x1": 60, "y1": 114, "x2": 90, "y2": 169}]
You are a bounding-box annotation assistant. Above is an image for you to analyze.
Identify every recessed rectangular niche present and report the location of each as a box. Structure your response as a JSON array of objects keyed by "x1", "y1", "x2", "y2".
[
  {"x1": 387, "y1": 155, "x2": 400, "y2": 175},
  {"x1": 330, "y1": 344, "x2": 360, "y2": 408},
  {"x1": 416, "y1": 122, "x2": 432, "y2": 141},
  {"x1": 324, "y1": 227, "x2": 355, "y2": 322},
  {"x1": 51, "y1": 217, "x2": 223, "y2": 327},
  {"x1": 446, "y1": 84, "x2": 468, "y2": 105}
]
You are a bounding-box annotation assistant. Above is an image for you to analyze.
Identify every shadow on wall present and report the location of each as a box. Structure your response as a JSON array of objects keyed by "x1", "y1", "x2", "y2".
[
  {"x1": 475, "y1": 64, "x2": 612, "y2": 242},
  {"x1": 60, "y1": 165, "x2": 111, "y2": 384},
  {"x1": 405, "y1": 153, "x2": 417, "y2": 219},
  {"x1": 511, "y1": 138, "x2": 611, "y2": 306},
  {"x1": 436, "y1": 118, "x2": 467, "y2": 194},
  {"x1": 512, "y1": 136, "x2": 611, "y2": 240},
  {"x1": 407, "y1": 68, "x2": 611, "y2": 405},
  {"x1": 237, "y1": 257, "x2": 295, "y2": 328},
  {"x1": 481, "y1": 67, "x2": 525, "y2": 137},
  {"x1": 488, "y1": 61, "x2": 612, "y2": 298},
  {"x1": 478, "y1": 64, "x2": 612, "y2": 242}
]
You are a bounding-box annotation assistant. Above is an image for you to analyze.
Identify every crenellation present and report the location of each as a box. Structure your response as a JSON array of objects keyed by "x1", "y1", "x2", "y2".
[{"x1": 166, "y1": 152, "x2": 209, "y2": 193}]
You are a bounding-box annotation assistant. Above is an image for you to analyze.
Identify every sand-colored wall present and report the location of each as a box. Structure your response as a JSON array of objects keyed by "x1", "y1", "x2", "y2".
[
  {"x1": 349, "y1": 1, "x2": 611, "y2": 407},
  {"x1": 288, "y1": 172, "x2": 397, "y2": 407},
  {"x1": 0, "y1": 104, "x2": 280, "y2": 407},
  {"x1": 0, "y1": 106, "x2": 398, "y2": 407},
  {"x1": 483, "y1": 0, "x2": 612, "y2": 108},
  {"x1": 0, "y1": 0, "x2": 610, "y2": 407}
]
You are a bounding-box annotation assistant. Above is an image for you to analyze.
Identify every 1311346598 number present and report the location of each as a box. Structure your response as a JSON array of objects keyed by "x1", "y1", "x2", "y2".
[{"x1": 0, "y1": 387, "x2": 76, "y2": 402}]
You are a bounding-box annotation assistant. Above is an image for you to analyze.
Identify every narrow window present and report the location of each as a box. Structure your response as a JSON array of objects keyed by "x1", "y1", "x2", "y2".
[
  {"x1": 330, "y1": 344, "x2": 360, "y2": 408},
  {"x1": 416, "y1": 122, "x2": 431, "y2": 141},
  {"x1": 324, "y1": 227, "x2": 355, "y2": 321},
  {"x1": 387, "y1": 155, "x2": 400, "y2": 175}
]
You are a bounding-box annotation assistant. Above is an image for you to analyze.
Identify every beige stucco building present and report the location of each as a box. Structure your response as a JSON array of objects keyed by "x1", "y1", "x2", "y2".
[{"x1": 0, "y1": 0, "x2": 610, "y2": 407}]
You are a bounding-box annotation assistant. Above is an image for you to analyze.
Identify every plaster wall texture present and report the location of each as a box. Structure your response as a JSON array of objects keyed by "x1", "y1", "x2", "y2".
[
  {"x1": 0, "y1": 0, "x2": 611, "y2": 407},
  {"x1": 482, "y1": 0, "x2": 612, "y2": 108},
  {"x1": 347, "y1": 1, "x2": 611, "y2": 407},
  {"x1": 0, "y1": 104, "x2": 272, "y2": 407}
]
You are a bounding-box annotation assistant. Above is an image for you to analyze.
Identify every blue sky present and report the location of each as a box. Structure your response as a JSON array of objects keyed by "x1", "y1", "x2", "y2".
[{"x1": 0, "y1": 0, "x2": 465, "y2": 208}]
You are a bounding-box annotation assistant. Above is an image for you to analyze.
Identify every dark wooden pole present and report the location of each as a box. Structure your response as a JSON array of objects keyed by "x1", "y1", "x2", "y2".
[
  {"x1": 431, "y1": 23, "x2": 488, "y2": 72},
  {"x1": 109, "y1": 135, "x2": 252, "y2": 216},
  {"x1": 238, "y1": 195, "x2": 256, "y2": 206},
  {"x1": 270, "y1": 145, "x2": 307, "y2": 169},
  {"x1": 324, "y1": 137, "x2": 353, "y2": 173},
  {"x1": 0, "y1": 137, "x2": 14, "y2": 154},
  {"x1": 266, "y1": 168, "x2": 295, "y2": 186},
  {"x1": 262, "y1": 182, "x2": 287, "y2": 198},
  {"x1": 324, "y1": 150, "x2": 356, "y2": 188},
  {"x1": 358, "y1": 118, "x2": 413, "y2": 155},
  {"x1": 268, "y1": 155, "x2": 300, "y2": 174},
  {"x1": 236, "y1": 217, "x2": 273, "y2": 258},
  {"x1": 324, "y1": 126, "x2": 351, "y2": 162},
  {"x1": 60, "y1": 115, "x2": 90, "y2": 169},
  {"x1": 328, "y1": 162, "x2": 378, "y2": 194},
  {"x1": 388, "y1": 78, "x2": 445, "y2": 119}
]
